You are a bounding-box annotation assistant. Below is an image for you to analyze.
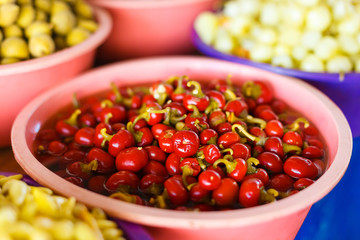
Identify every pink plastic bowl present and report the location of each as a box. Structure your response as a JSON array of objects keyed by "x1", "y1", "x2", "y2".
[
  {"x1": 0, "y1": 7, "x2": 112, "y2": 147},
  {"x1": 88, "y1": 0, "x2": 219, "y2": 63},
  {"x1": 11, "y1": 57, "x2": 352, "y2": 240}
]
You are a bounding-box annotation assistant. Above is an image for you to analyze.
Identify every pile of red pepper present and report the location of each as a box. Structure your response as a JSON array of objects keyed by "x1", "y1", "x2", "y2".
[{"x1": 34, "y1": 76, "x2": 326, "y2": 210}]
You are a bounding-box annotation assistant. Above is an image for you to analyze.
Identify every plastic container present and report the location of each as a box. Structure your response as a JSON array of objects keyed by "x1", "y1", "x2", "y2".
[
  {"x1": 0, "y1": 172, "x2": 152, "y2": 240},
  {"x1": 0, "y1": 7, "x2": 112, "y2": 147},
  {"x1": 88, "y1": 0, "x2": 219, "y2": 63},
  {"x1": 11, "y1": 56, "x2": 352, "y2": 240},
  {"x1": 191, "y1": 29, "x2": 360, "y2": 138}
]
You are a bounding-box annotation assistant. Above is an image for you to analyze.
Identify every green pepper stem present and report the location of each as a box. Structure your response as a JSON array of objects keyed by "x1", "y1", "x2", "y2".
[
  {"x1": 173, "y1": 76, "x2": 188, "y2": 94},
  {"x1": 232, "y1": 124, "x2": 257, "y2": 142},
  {"x1": 149, "y1": 192, "x2": 167, "y2": 209},
  {"x1": 260, "y1": 188, "x2": 279, "y2": 204},
  {"x1": 110, "y1": 192, "x2": 136, "y2": 203},
  {"x1": 287, "y1": 117, "x2": 310, "y2": 132},
  {"x1": 226, "y1": 111, "x2": 241, "y2": 124},
  {"x1": 223, "y1": 155, "x2": 233, "y2": 161},
  {"x1": 245, "y1": 115, "x2": 267, "y2": 129},
  {"x1": 246, "y1": 157, "x2": 259, "y2": 175},
  {"x1": 110, "y1": 82, "x2": 123, "y2": 103},
  {"x1": 181, "y1": 165, "x2": 194, "y2": 188},
  {"x1": 175, "y1": 122, "x2": 186, "y2": 131},
  {"x1": 213, "y1": 158, "x2": 236, "y2": 174},
  {"x1": 169, "y1": 113, "x2": 187, "y2": 126},
  {"x1": 197, "y1": 158, "x2": 207, "y2": 171},
  {"x1": 224, "y1": 89, "x2": 237, "y2": 101},
  {"x1": 204, "y1": 98, "x2": 220, "y2": 115},
  {"x1": 220, "y1": 148, "x2": 233, "y2": 156},
  {"x1": 104, "y1": 112, "x2": 113, "y2": 125},
  {"x1": 64, "y1": 109, "x2": 81, "y2": 126},
  {"x1": 187, "y1": 104, "x2": 201, "y2": 117},
  {"x1": 100, "y1": 128, "x2": 113, "y2": 147},
  {"x1": 86, "y1": 160, "x2": 99, "y2": 172},
  {"x1": 72, "y1": 93, "x2": 79, "y2": 109},
  {"x1": 100, "y1": 99, "x2": 113, "y2": 108},
  {"x1": 242, "y1": 81, "x2": 261, "y2": 99},
  {"x1": 187, "y1": 80, "x2": 205, "y2": 97},
  {"x1": 283, "y1": 143, "x2": 302, "y2": 155},
  {"x1": 187, "y1": 182, "x2": 198, "y2": 191}
]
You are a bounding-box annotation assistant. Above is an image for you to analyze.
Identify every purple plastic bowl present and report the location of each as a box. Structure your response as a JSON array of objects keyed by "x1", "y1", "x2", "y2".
[
  {"x1": 0, "y1": 172, "x2": 153, "y2": 240},
  {"x1": 191, "y1": 29, "x2": 360, "y2": 137}
]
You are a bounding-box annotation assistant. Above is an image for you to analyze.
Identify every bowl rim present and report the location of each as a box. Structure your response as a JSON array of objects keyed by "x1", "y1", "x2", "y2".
[
  {"x1": 0, "y1": 7, "x2": 112, "y2": 77},
  {"x1": 191, "y1": 28, "x2": 360, "y2": 83},
  {"x1": 11, "y1": 56, "x2": 353, "y2": 229},
  {"x1": 88, "y1": 0, "x2": 219, "y2": 9}
]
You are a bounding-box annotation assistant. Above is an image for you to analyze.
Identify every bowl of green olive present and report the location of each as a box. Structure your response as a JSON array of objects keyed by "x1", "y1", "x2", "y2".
[
  {"x1": 192, "y1": 0, "x2": 360, "y2": 138},
  {"x1": 0, "y1": 0, "x2": 112, "y2": 147}
]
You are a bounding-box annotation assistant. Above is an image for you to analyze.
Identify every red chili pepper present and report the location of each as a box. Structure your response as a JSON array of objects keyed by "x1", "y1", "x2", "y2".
[
  {"x1": 85, "y1": 147, "x2": 115, "y2": 174},
  {"x1": 115, "y1": 147, "x2": 149, "y2": 172},
  {"x1": 105, "y1": 170, "x2": 140, "y2": 193},
  {"x1": 172, "y1": 130, "x2": 199, "y2": 158},
  {"x1": 212, "y1": 178, "x2": 239, "y2": 206},
  {"x1": 284, "y1": 156, "x2": 318, "y2": 179},
  {"x1": 198, "y1": 169, "x2": 222, "y2": 191}
]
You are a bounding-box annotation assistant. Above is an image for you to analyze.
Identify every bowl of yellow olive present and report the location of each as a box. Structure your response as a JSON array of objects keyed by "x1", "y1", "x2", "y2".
[
  {"x1": 192, "y1": 0, "x2": 360, "y2": 137},
  {"x1": 0, "y1": 0, "x2": 112, "y2": 147},
  {"x1": 0, "y1": 172, "x2": 152, "y2": 240}
]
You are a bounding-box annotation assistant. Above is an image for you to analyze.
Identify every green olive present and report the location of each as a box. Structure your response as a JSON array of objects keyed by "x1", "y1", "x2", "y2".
[
  {"x1": 51, "y1": 0, "x2": 71, "y2": 15},
  {"x1": 1, "y1": 57, "x2": 20, "y2": 64},
  {"x1": 25, "y1": 21, "x2": 52, "y2": 38},
  {"x1": 74, "y1": 0, "x2": 93, "y2": 19},
  {"x1": 17, "y1": 0, "x2": 32, "y2": 5},
  {"x1": 66, "y1": 26, "x2": 90, "y2": 46},
  {"x1": 29, "y1": 33, "x2": 55, "y2": 57},
  {"x1": 77, "y1": 18, "x2": 98, "y2": 32},
  {"x1": 0, "y1": 3, "x2": 20, "y2": 27},
  {"x1": 34, "y1": 0, "x2": 51, "y2": 13},
  {"x1": 51, "y1": 9, "x2": 76, "y2": 35},
  {"x1": 54, "y1": 35, "x2": 67, "y2": 50},
  {"x1": 17, "y1": 4, "x2": 36, "y2": 28},
  {"x1": 3, "y1": 24, "x2": 23, "y2": 38},
  {"x1": 1, "y1": 37, "x2": 29, "y2": 59},
  {"x1": 0, "y1": 0, "x2": 15, "y2": 5},
  {"x1": 35, "y1": 9, "x2": 48, "y2": 21}
]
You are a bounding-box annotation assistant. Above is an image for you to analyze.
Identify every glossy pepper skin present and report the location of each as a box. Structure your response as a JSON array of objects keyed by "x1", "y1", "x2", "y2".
[{"x1": 34, "y1": 76, "x2": 327, "y2": 211}]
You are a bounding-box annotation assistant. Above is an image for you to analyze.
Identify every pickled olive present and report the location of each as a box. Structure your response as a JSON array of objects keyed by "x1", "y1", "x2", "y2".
[
  {"x1": 29, "y1": 33, "x2": 55, "y2": 57},
  {"x1": 1, "y1": 57, "x2": 20, "y2": 64},
  {"x1": 3, "y1": 24, "x2": 22, "y2": 37},
  {"x1": 35, "y1": 9, "x2": 48, "y2": 21},
  {"x1": 0, "y1": 0, "x2": 97, "y2": 63},
  {"x1": 74, "y1": 0, "x2": 93, "y2": 19},
  {"x1": 34, "y1": 77, "x2": 327, "y2": 211},
  {"x1": 25, "y1": 21, "x2": 52, "y2": 38},
  {"x1": 0, "y1": 3, "x2": 20, "y2": 27},
  {"x1": 1, "y1": 36, "x2": 29, "y2": 59},
  {"x1": 17, "y1": 0, "x2": 32, "y2": 4},
  {"x1": 53, "y1": 35, "x2": 67, "y2": 50},
  {"x1": 66, "y1": 26, "x2": 90, "y2": 46},
  {"x1": 0, "y1": 0, "x2": 16, "y2": 4},
  {"x1": 51, "y1": 0, "x2": 71, "y2": 15},
  {"x1": 34, "y1": 0, "x2": 51, "y2": 13},
  {"x1": 0, "y1": 174, "x2": 127, "y2": 240},
  {"x1": 51, "y1": 10, "x2": 76, "y2": 35},
  {"x1": 17, "y1": 4, "x2": 36, "y2": 28},
  {"x1": 77, "y1": 18, "x2": 98, "y2": 32}
]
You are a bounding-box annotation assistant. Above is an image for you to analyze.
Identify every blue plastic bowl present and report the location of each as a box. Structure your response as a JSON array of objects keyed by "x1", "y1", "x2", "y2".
[
  {"x1": 191, "y1": 29, "x2": 360, "y2": 137},
  {"x1": 0, "y1": 172, "x2": 153, "y2": 240}
]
